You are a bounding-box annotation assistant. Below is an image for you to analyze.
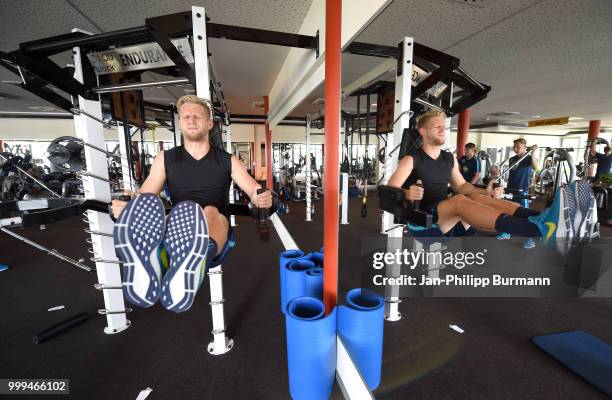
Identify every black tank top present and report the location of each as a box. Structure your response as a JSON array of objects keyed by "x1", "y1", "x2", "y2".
[
  {"x1": 401, "y1": 148, "x2": 453, "y2": 212},
  {"x1": 164, "y1": 145, "x2": 232, "y2": 216}
]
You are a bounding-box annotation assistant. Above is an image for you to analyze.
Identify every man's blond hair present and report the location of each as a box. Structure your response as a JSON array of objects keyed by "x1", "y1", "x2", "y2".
[
  {"x1": 513, "y1": 138, "x2": 527, "y2": 145},
  {"x1": 417, "y1": 110, "x2": 447, "y2": 129},
  {"x1": 176, "y1": 95, "x2": 213, "y2": 119}
]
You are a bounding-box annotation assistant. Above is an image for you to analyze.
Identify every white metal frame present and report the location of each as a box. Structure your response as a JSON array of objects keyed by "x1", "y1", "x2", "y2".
[
  {"x1": 305, "y1": 115, "x2": 313, "y2": 222},
  {"x1": 225, "y1": 126, "x2": 236, "y2": 227},
  {"x1": 190, "y1": 6, "x2": 234, "y2": 356},
  {"x1": 71, "y1": 7, "x2": 234, "y2": 352},
  {"x1": 73, "y1": 40, "x2": 131, "y2": 334},
  {"x1": 341, "y1": 173, "x2": 349, "y2": 225},
  {"x1": 383, "y1": 37, "x2": 414, "y2": 322}
]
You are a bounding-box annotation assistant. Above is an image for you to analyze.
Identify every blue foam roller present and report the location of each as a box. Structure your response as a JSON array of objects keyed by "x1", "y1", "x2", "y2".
[
  {"x1": 284, "y1": 259, "x2": 315, "y2": 313},
  {"x1": 337, "y1": 288, "x2": 385, "y2": 390},
  {"x1": 533, "y1": 330, "x2": 612, "y2": 397},
  {"x1": 286, "y1": 297, "x2": 337, "y2": 400},
  {"x1": 299, "y1": 252, "x2": 324, "y2": 268},
  {"x1": 305, "y1": 267, "x2": 323, "y2": 300},
  {"x1": 311, "y1": 251, "x2": 324, "y2": 267},
  {"x1": 280, "y1": 250, "x2": 305, "y2": 314}
]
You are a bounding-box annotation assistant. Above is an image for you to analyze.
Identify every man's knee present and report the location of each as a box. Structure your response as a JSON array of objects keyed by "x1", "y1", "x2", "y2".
[
  {"x1": 203, "y1": 205, "x2": 220, "y2": 217},
  {"x1": 203, "y1": 205, "x2": 228, "y2": 229},
  {"x1": 449, "y1": 194, "x2": 468, "y2": 207}
]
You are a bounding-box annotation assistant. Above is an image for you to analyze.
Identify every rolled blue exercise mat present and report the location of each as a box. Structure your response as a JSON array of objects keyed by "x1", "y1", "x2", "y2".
[
  {"x1": 299, "y1": 251, "x2": 324, "y2": 268},
  {"x1": 305, "y1": 267, "x2": 323, "y2": 300},
  {"x1": 284, "y1": 259, "x2": 316, "y2": 313},
  {"x1": 337, "y1": 288, "x2": 385, "y2": 390},
  {"x1": 280, "y1": 249, "x2": 305, "y2": 314},
  {"x1": 532, "y1": 330, "x2": 612, "y2": 397},
  {"x1": 286, "y1": 297, "x2": 337, "y2": 400}
]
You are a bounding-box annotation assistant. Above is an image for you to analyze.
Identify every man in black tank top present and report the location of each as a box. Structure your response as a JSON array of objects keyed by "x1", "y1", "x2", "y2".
[
  {"x1": 387, "y1": 111, "x2": 582, "y2": 246},
  {"x1": 111, "y1": 95, "x2": 271, "y2": 312}
]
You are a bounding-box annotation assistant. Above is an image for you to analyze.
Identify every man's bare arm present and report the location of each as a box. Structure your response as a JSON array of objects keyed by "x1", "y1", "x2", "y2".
[
  {"x1": 387, "y1": 156, "x2": 413, "y2": 188},
  {"x1": 230, "y1": 155, "x2": 272, "y2": 208},
  {"x1": 138, "y1": 151, "x2": 166, "y2": 195}
]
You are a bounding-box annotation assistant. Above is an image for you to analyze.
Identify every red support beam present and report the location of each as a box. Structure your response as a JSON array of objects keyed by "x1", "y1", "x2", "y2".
[
  {"x1": 264, "y1": 95, "x2": 273, "y2": 188},
  {"x1": 588, "y1": 120, "x2": 601, "y2": 140},
  {"x1": 159, "y1": 141, "x2": 164, "y2": 151},
  {"x1": 456, "y1": 109, "x2": 471, "y2": 159},
  {"x1": 323, "y1": 0, "x2": 341, "y2": 315}
]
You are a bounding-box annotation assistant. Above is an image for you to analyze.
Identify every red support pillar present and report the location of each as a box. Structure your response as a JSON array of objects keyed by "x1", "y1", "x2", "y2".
[
  {"x1": 264, "y1": 96, "x2": 273, "y2": 188},
  {"x1": 159, "y1": 141, "x2": 164, "y2": 152},
  {"x1": 0, "y1": 140, "x2": 3, "y2": 152},
  {"x1": 456, "y1": 109, "x2": 471, "y2": 159},
  {"x1": 588, "y1": 120, "x2": 601, "y2": 140},
  {"x1": 323, "y1": 0, "x2": 341, "y2": 315}
]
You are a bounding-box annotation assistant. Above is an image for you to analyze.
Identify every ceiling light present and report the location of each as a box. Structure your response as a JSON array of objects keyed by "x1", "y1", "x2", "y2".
[
  {"x1": 372, "y1": 103, "x2": 377, "y2": 106},
  {"x1": 568, "y1": 117, "x2": 583, "y2": 121},
  {"x1": 531, "y1": 115, "x2": 541, "y2": 118},
  {"x1": 487, "y1": 111, "x2": 520, "y2": 117}
]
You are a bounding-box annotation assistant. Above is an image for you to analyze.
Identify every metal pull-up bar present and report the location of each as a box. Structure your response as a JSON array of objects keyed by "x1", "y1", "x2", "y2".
[{"x1": 92, "y1": 78, "x2": 190, "y2": 94}]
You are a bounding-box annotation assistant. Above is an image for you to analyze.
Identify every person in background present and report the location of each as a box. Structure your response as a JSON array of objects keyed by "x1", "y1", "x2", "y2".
[
  {"x1": 482, "y1": 164, "x2": 506, "y2": 187},
  {"x1": 590, "y1": 145, "x2": 612, "y2": 181},
  {"x1": 497, "y1": 138, "x2": 538, "y2": 248},
  {"x1": 458, "y1": 142, "x2": 481, "y2": 184}
]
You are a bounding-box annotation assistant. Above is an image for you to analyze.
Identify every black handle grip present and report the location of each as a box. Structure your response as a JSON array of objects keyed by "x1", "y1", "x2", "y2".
[
  {"x1": 33, "y1": 312, "x2": 89, "y2": 344},
  {"x1": 109, "y1": 195, "x2": 132, "y2": 221},
  {"x1": 414, "y1": 182, "x2": 423, "y2": 211},
  {"x1": 255, "y1": 188, "x2": 270, "y2": 242}
]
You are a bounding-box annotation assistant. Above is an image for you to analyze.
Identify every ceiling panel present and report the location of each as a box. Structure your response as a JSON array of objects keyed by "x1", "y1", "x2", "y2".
[
  {"x1": 1, "y1": 0, "x2": 611, "y2": 135},
  {"x1": 349, "y1": 0, "x2": 612, "y2": 130},
  {"x1": 0, "y1": 0, "x2": 314, "y2": 116}
]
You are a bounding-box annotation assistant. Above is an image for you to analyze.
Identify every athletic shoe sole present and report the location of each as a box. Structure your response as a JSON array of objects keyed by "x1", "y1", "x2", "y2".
[
  {"x1": 570, "y1": 180, "x2": 595, "y2": 239},
  {"x1": 556, "y1": 187, "x2": 574, "y2": 239},
  {"x1": 113, "y1": 194, "x2": 165, "y2": 308},
  {"x1": 160, "y1": 201, "x2": 209, "y2": 313},
  {"x1": 529, "y1": 187, "x2": 573, "y2": 253},
  {"x1": 549, "y1": 187, "x2": 575, "y2": 253}
]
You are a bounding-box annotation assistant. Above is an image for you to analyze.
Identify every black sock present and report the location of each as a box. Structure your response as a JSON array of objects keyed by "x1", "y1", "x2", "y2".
[
  {"x1": 495, "y1": 214, "x2": 542, "y2": 237},
  {"x1": 513, "y1": 207, "x2": 540, "y2": 218}
]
